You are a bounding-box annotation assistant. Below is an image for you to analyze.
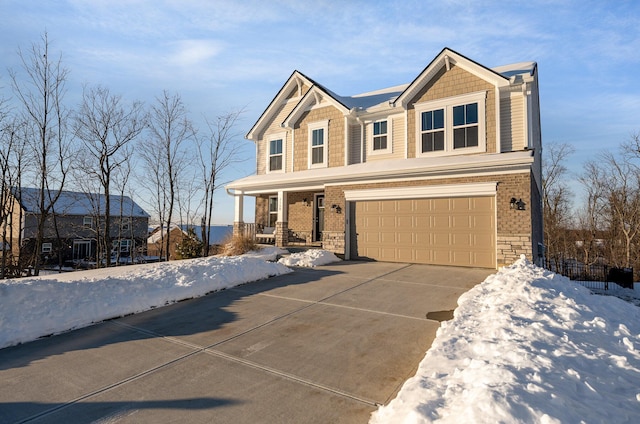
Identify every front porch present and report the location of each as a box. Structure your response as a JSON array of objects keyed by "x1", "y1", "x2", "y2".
[{"x1": 230, "y1": 189, "x2": 344, "y2": 254}]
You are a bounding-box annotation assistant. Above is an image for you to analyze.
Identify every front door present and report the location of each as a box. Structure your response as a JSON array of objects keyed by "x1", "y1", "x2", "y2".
[{"x1": 314, "y1": 194, "x2": 324, "y2": 242}]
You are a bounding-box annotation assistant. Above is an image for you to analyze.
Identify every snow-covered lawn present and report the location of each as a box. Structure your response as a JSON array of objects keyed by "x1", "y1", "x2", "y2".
[
  {"x1": 0, "y1": 248, "x2": 292, "y2": 349},
  {"x1": 371, "y1": 256, "x2": 640, "y2": 424},
  {"x1": 2, "y1": 251, "x2": 639, "y2": 423}
]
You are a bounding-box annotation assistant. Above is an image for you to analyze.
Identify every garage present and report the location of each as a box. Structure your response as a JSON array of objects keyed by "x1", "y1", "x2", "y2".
[{"x1": 346, "y1": 184, "x2": 497, "y2": 268}]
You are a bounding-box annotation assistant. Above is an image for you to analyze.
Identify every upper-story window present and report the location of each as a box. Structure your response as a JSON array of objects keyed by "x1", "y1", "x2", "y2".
[
  {"x1": 453, "y1": 103, "x2": 478, "y2": 149},
  {"x1": 41, "y1": 242, "x2": 52, "y2": 253},
  {"x1": 83, "y1": 216, "x2": 93, "y2": 228},
  {"x1": 308, "y1": 120, "x2": 328, "y2": 168},
  {"x1": 421, "y1": 109, "x2": 445, "y2": 152},
  {"x1": 269, "y1": 138, "x2": 283, "y2": 172},
  {"x1": 373, "y1": 120, "x2": 388, "y2": 151},
  {"x1": 415, "y1": 91, "x2": 486, "y2": 157}
]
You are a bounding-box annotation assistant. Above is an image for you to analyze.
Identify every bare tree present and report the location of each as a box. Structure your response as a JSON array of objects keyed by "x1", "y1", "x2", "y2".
[
  {"x1": 197, "y1": 109, "x2": 244, "y2": 256},
  {"x1": 74, "y1": 85, "x2": 145, "y2": 267},
  {"x1": 542, "y1": 142, "x2": 574, "y2": 264},
  {"x1": 577, "y1": 161, "x2": 607, "y2": 266},
  {"x1": 142, "y1": 91, "x2": 193, "y2": 260},
  {"x1": 9, "y1": 32, "x2": 72, "y2": 275}
]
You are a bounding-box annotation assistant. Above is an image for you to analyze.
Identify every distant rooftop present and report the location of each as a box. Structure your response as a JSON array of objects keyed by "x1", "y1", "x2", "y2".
[{"x1": 15, "y1": 187, "x2": 150, "y2": 218}]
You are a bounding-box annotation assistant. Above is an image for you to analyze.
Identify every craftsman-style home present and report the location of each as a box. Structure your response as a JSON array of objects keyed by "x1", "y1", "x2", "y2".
[{"x1": 227, "y1": 48, "x2": 542, "y2": 268}]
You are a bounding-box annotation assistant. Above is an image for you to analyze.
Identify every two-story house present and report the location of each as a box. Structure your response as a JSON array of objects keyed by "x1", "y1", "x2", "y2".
[
  {"x1": 5, "y1": 188, "x2": 150, "y2": 266},
  {"x1": 227, "y1": 48, "x2": 542, "y2": 268}
]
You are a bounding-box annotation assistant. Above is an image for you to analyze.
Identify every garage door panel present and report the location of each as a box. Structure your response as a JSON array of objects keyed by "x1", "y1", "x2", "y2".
[{"x1": 354, "y1": 195, "x2": 495, "y2": 268}]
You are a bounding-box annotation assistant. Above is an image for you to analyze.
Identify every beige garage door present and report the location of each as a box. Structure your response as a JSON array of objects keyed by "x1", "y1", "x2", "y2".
[{"x1": 353, "y1": 196, "x2": 495, "y2": 268}]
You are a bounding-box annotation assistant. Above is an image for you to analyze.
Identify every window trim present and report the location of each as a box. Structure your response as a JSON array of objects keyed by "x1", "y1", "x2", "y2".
[
  {"x1": 307, "y1": 120, "x2": 328, "y2": 169},
  {"x1": 41, "y1": 242, "x2": 53, "y2": 253},
  {"x1": 414, "y1": 91, "x2": 486, "y2": 158},
  {"x1": 83, "y1": 216, "x2": 93, "y2": 227},
  {"x1": 368, "y1": 118, "x2": 393, "y2": 156},
  {"x1": 266, "y1": 132, "x2": 286, "y2": 174}
]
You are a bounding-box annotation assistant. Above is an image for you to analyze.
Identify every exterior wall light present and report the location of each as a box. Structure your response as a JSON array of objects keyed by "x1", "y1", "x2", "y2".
[
  {"x1": 303, "y1": 198, "x2": 310, "y2": 206},
  {"x1": 510, "y1": 197, "x2": 526, "y2": 210},
  {"x1": 331, "y1": 204, "x2": 342, "y2": 214}
]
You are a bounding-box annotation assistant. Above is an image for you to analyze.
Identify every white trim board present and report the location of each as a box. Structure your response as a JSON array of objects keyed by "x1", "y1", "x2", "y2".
[{"x1": 344, "y1": 182, "x2": 497, "y2": 201}]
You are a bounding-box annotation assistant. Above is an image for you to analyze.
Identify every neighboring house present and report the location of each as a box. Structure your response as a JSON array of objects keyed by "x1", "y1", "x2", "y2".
[
  {"x1": 226, "y1": 48, "x2": 543, "y2": 269},
  {"x1": 147, "y1": 225, "x2": 188, "y2": 260},
  {"x1": 4, "y1": 188, "x2": 150, "y2": 266},
  {"x1": 147, "y1": 224, "x2": 233, "y2": 260}
]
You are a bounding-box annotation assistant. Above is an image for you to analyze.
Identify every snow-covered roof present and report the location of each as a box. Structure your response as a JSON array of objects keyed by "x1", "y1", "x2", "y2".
[
  {"x1": 331, "y1": 84, "x2": 409, "y2": 111},
  {"x1": 491, "y1": 61, "x2": 537, "y2": 79},
  {"x1": 15, "y1": 188, "x2": 150, "y2": 218}
]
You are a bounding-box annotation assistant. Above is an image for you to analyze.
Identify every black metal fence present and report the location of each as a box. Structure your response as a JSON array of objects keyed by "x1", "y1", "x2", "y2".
[{"x1": 544, "y1": 259, "x2": 634, "y2": 290}]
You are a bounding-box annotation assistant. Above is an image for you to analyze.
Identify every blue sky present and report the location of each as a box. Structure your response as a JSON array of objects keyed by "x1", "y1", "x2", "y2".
[{"x1": 1, "y1": 0, "x2": 639, "y2": 223}]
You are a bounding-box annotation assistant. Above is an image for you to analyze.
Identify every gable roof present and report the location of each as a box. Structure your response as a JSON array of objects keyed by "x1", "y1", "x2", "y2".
[
  {"x1": 394, "y1": 47, "x2": 510, "y2": 108},
  {"x1": 247, "y1": 48, "x2": 536, "y2": 140},
  {"x1": 246, "y1": 70, "x2": 316, "y2": 140},
  {"x1": 282, "y1": 83, "x2": 352, "y2": 129},
  {"x1": 14, "y1": 187, "x2": 150, "y2": 218}
]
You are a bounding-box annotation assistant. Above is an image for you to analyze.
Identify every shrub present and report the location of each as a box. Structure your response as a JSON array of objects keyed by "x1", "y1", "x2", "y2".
[{"x1": 221, "y1": 233, "x2": 260, "y2": 256}]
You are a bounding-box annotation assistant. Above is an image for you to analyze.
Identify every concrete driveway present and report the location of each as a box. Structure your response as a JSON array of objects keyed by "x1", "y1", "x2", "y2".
[{"x1": 0, "y1": 261, "x2": 492, "y2": 424}]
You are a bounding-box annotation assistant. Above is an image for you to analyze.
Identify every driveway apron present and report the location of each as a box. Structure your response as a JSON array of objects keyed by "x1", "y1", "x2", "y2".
[{"x1": 0, "y1": 261, "x2": 492, "y2": 423}]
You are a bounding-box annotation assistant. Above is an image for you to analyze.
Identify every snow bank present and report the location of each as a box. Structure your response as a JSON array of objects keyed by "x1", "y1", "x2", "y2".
[
  {"x1": 242, "y1": 245, "x2": 289, "y2": 262},
  {"x1": 277, "y1": 249, "x2": 341, "y2": 267},
  {"x1": 371, "y1": 255, "x2": 640, "y2": 424},
  {"x1": 0, "y1": 256, "x2": 291, "y2": 349}
]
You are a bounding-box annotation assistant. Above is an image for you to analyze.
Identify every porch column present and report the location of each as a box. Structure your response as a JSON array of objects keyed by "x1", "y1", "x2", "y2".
[
  {"x1": 232, "y1": 190, "x2": 245, "y2": 238},
  {"x1": 275, "y1": 191, "x2": 288, "y2": 247}
]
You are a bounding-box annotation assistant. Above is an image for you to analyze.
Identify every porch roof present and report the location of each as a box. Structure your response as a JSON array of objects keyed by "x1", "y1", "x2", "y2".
[{"x1": 226, "y1": 150, "x2": 534, "y2": 195}]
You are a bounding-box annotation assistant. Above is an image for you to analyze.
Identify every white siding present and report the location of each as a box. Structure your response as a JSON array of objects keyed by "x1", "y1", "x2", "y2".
[
  {"x1": 500, "y1": 93, "x2": 524, "y2": 153},
  {"x1": 349, "y1": 124, "x2": 362, "y2": 165},
  {"x1": 366, "y1": 116, "x2": 405, "y2": 162}
]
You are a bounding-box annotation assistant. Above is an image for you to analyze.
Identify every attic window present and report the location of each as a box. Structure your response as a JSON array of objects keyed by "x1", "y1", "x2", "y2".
[{"x1": 83, "y1": 216, "x2": 93, "y2": 227}]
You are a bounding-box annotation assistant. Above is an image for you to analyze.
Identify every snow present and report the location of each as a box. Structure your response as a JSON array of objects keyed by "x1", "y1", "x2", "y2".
[
  {"x1": 0, "y1": 255, "x2": 291, "y2": 349},
  {"x1": 2, "y1": 251, "x2": 640, "y2": 423},
  {"x1": 277, "y1": 249, "x2": 341, "y2": 267},
  {"x1": 243, "y1": 245, "x2": 289, "y2": 262},
  {"x1": 371, "y1": 255, "x2": 640, "y2": 424}
]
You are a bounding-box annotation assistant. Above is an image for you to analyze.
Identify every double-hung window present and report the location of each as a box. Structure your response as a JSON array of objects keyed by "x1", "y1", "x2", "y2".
[
  {"x1": 453, "y1": 103, "x2": 478, "y2": 149},
  {"x1": 421, "y1": 109, "x2": 445, "y2": 152},
  {"x1": 269, "y1": 138, "x2": 283, "y2": 172},
  {"x1": 373, "y1": 120, "x2": 388, "y2": 151},
  {"x1": 308, "y1": 120, "x2": 328, "y2": 168},
  {"x1": 415, "y1": 91, "x2": 486, "y2": 157}
]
